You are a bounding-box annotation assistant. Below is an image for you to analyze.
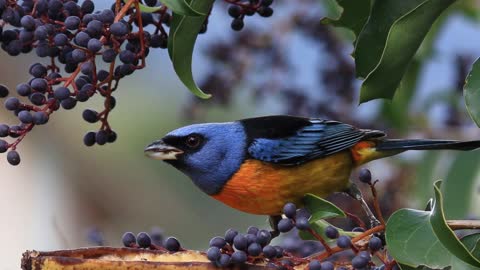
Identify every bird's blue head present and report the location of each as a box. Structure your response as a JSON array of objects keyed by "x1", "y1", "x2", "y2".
[{"x1": 145, "y1": 122, "x2": 247, "y2": 195}]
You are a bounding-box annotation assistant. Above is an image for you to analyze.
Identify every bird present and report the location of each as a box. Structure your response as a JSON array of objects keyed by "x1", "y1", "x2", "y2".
[{"x1": 144, "y1": 115, "x2": 480, "y2": 222}]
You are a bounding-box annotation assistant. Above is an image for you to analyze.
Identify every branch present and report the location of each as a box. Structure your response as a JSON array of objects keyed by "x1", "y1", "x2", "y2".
[
  {"x1": 447, "y1": 220, "x2": 480, "y2": 230},
  {"x1": 22, "y1": 247, "x2": 276, "y2": 270}
]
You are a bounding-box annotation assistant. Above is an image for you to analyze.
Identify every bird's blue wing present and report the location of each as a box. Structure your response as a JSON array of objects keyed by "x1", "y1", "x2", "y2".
[{"x1": 247, "y1": 119, "x2": 375, "y2": 165}]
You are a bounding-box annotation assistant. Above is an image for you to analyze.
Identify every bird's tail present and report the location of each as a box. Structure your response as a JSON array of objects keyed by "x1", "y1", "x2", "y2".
[{"x1": 376, "y1": 139, "x2": 480, "y2": 152}]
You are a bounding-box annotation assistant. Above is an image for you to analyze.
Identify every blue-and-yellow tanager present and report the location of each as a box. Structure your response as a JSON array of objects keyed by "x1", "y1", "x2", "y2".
[{"x1": 144, "y1": 115, "x2": 480, "y2": 216}]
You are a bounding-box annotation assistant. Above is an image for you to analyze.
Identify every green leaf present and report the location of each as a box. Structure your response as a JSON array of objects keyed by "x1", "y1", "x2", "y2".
[
  {"x1": 386, "y1": 207, "x2": 480, "y2": 269},
  {"x1": 443, "y1": 152, "x2": 480, "y2": 219},
  {"x1": 379, "y1": 58, "x2": 420, "y2": 132},
  {"x1": 303, "y1": 193, "x2": 346, "y2": 222},
  {"x1": 321, "y1": 0, "x2": 372, "y2": 39},
  {"x1": 462, "y1": 233, "x2": 480, "y2": 259},
  {"x1": 159, "y1": 0, "x2": 205, "y2": 16},
  {"x1": 298, "y1": 219, "x2": 358, "y2": 241},
  {"x1": 167, "y1": 0, "x2": 213, "y2": 99},
  {"x1": 464, "y1": 57, "x2": 480, "y2": 127},
  {"x1": 355, "y1": 0, "x2": 455, "y2": 103},
  {"x1": 319, "y1": 0, "x2": 342, "y2": 20},
  {"x1": 122, "y1": 0, "x2": 203, "y2": 15},
  {"x1": 430, "y1": 181, "x2": 480, "y2": 267}
]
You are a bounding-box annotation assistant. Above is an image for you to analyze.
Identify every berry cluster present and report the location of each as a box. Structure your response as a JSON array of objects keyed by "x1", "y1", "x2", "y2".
[
  {"x1": 226, "y1": 0, "x2": 274, "y2": 31},
  {"x1": 0, "y1": 0, "x2": 174, "y2": 165},
  {"x1": 121, "y1": 230, "x2": 181, "y2": 252}
]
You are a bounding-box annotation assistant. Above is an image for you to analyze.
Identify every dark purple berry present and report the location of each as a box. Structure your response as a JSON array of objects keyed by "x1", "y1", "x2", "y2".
[
  {"x1": 0, "y1": 84, "x2": 9, "y2": 98},
  {"x1": 277, "y1": 219, "x2": 294, "y2": 233},
  {"x1": 65, "y1": 16, "x2": 81, "y2": 30},
  {"x1": 233, "y1": 234, "x2": 248, "y2": 250},
  {"x1": 110, "y1": 22, "x2": 129, "y2": 36},
  {"x1": 82, "y1": 109, "x2": 98, "y2": 123},
  {"x1": 325, "y1": 226, "x2": 339, "y2": 239},
  {"x1": 0, "y1": 124, "x2": 9, "y2": 137},
  {"x1": 54, "y1": 86, "x2": 71, "y2": 100},
  {"x1": 352, "y1": 255, "x2": 369, "y2": 269},
  {"x1": 96, "y1": 130, "x2": 108, "y2": 145},
  {"x1": 20, "y1": 15, "x2": 35, "y2": 30},
  {"x1": 228, "y1": 5, "x2": 242, "y2": 18},
  {"x1": 257, "y1": 6, "x2": 273, "y2": 17},
  {"x1": 102, "y1": 48, "x2": 117, "y2": 62},
  {"x1": 87, "y1": 38, "x2": 102, "y2": 53},
  {"x1": 74, "y1": 31, "x2": 90, "y2": 47},
  {"x1": 16, "y1": 83, "x2": 31, "y2": 97},
  {"x1": 262, "y1": 245, "x2": 276, "y2": 258},
  {"x1": 5, "y1": 97, "x2": 20, "y2": 111},
  {"x1": 308, "y1": 260, "x2": 322, "y2": 270},
  {"x1": 119, "y1": 50, "x2": 136, "y2": 64},
  {"x1": 218, "y1": 254, "x2": 231, "y2": 267},
  {"x1": 7, "y1": 150, "x2": 20, "y2": 165},
  {"x1": 225, "y1": 229, "x2": 238, "y2": 244},
  {"x1": 122, "y1": 232, "x2": 136, "y2": 247},
  {"x1": 0, "y1": 139, "x2": 7, "y2": 153},
  {"x1": 369, "y1": 236, "x2": 382, "y2": 251},
  {"x1": 165, "y1": 237, "x2": 181, "y2": 252},
  {"x1": 72, "y1": 49, "x2": 87, "y2": 63},
  {"x1": 136, "y1": 232, "x2": 151, "y2": 248},
  {"x1": 30, "y1": 78, "x2": 48, "y2": 92},
  {"x1": 29, "y1": 63, "x2": 47, "y2": 78},
  {"x1": 283, "y1": 202, "x2": 296, "y2": 218},
  {"x1": 296, "y1": 217, "x2": 310, "y2": 230},
  {"x1": 83, "y1": 131, "x2": 96, "y2": 146},
  {"x1": 336, "y1": 235, "x2": 351, "y2": 248},
  {"x1": 206, "y1": 247, "x2": 221, "y2": 262},
  {"x1": 18, "y1": 110, "x2": 33, "y2": 124},
  {"x1": 86, "y1": 20, "x2": 103, "y2": 37},
  {"x1": 321, "y1": 261, "x2": 334, "y2": 270},
  {"x1": 274, "y1": 246, "x2": 284, "y2": 258},
  {"x1": 359, "y1": 168, "x2": 372, "y2": 184},
  {"x1": 247, "y1": 226, "x2": 259, "y2": 235},
  {"x1": 247, "y1": 243, "x2": 262, "y2": 256},
  {"x1": 34, "y1": 26, "x2": 47, "y2": 40},
  {"x1": 256, "y1": 229, "x2": 271, "y2": 246},
  {"x1": 33, "y1": 111, "x2": 49, "y2": 125},
  {"x1": 231, "y1": 250, "x2": 247, "y2": 264},
  {"x1": 209, "y1": 236, "x2": 226, "y2": 248},
  {"x1": 81, "y1": 0, "x2": 95, "y2": 13},
  {"x1": 107, "y1": 131, "x2": 117, "y2": 143},
  {"x1": 29, "y1": 93, "x2": 46, "y2": 106},
  {"x1": 61, "y1": 97, "x2": 77, "y2": 110},
  {"x1": 231, "y1": 18, "x2": 244, "y2": 31}
]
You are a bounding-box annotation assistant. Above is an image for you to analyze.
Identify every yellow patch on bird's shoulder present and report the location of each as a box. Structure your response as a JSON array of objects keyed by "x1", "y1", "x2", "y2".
[{"x1": 212, "y1": 152, "x2": 353, "y2": 215}]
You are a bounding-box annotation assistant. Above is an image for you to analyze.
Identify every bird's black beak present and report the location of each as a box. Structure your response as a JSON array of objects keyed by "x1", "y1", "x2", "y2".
[{"x1": 144, "y1": 140, "x2": 184, "y2": 160}]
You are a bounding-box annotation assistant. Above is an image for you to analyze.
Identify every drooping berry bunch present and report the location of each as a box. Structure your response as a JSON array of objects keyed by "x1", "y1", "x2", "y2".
[
  {"x1": 0, "y1": 0, "x2": 276, "y2": 166},
  {"x1": 0, "y1": 0, "x2": 175, "y2": 165},
  {"x1": 226, "y1": 0, "x2": 274, "y2": 31}
]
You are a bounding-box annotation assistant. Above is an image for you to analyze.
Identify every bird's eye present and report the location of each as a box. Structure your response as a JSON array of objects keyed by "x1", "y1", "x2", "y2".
[{"x1": 185, "y1": 135, "x2": 201, "y2": 148}]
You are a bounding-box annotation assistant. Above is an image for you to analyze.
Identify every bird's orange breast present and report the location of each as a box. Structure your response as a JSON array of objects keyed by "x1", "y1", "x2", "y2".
[{"x1": 211, "y1": 151, "x2": 354, "y2": 215}]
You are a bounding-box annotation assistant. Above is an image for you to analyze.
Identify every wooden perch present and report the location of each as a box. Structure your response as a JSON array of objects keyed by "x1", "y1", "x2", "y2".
[{"x1": 21, "y1": 247, "x2": 285, "y2": 270}]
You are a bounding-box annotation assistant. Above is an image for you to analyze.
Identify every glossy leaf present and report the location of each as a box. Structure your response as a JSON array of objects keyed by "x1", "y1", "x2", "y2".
[
  {"x1": 386, "y1": 181, "x2": 480, "y2": 269},
  {"x1": 387, "y1": 207, "x2": 480, "y2": 269},
  {"x1": 464, "y1": 57, "x2": 480, "y2": 127},
  {"x1": 430, "y1": 181, "x2": 480, "y2": 267},
  {"x1": 379, "y1": 59, "x2": 420, "y2": 132},
  {"x1": 461, "y1": 233, "x2": 480, "y2": 259},
  {"x1": 443, "y1": 152, "x2": 480, "y2": 219},
  {"x1": 303, "y1": 193, "x2": 346, "y2": 222},
  {"x1": 355, "y1": 0, "x2": 455, "y2": 103},
  {"x1": 298, "y1": 219, "x2": 358, "y2": 241},
  {"x1": 321, "y1": 0, "x2": 372, "y2": 39},
  {"x1": 167, "y1": 0, "x2": 213, "y2": 99}
]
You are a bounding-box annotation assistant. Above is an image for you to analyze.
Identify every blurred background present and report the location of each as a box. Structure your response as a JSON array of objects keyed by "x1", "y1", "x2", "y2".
[{"x1": 3, "y1": 0, "x2": 480, "y2": 269}]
